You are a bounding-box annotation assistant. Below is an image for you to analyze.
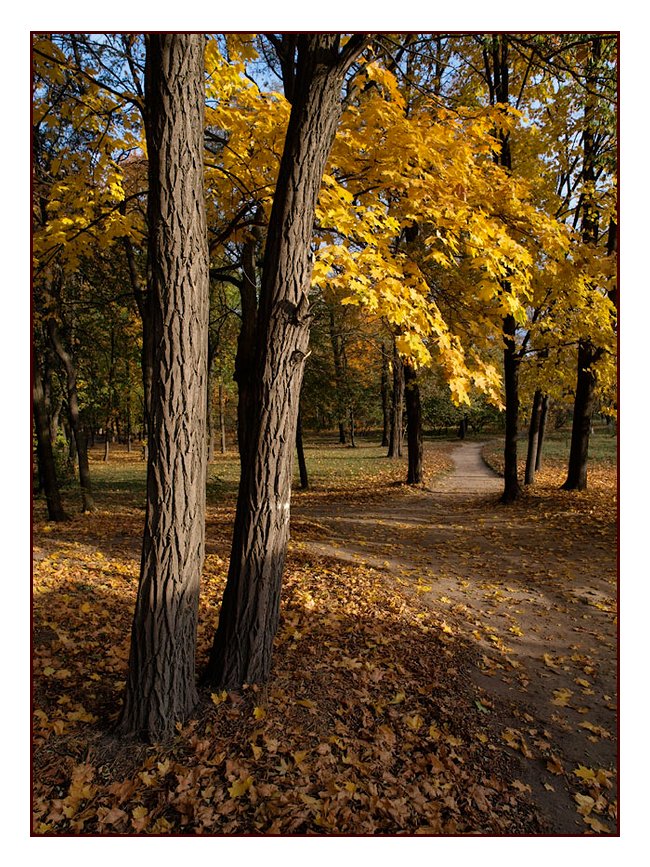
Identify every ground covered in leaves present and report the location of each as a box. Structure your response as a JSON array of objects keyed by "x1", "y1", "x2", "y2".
[{"x1": 32, "y1": 435, "x2": 617, "y2": 836}]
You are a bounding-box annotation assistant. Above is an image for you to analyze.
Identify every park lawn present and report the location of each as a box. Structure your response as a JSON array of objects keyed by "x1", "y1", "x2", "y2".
[{"x1": 32, "y1": 435, "x2": 616, "y2": 835}]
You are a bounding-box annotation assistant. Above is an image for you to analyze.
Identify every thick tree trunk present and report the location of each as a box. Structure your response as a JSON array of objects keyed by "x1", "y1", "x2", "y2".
[
  {"x1": 205, "y1": 35, "x2": 357, "y2": 689},
  {"x1": 296, "y1": 407, "x2": 309, "y2": 489},
  {"x1": 562, "y1": 341, "x2": 597, "y2": 491},
  {"x1": 33, "y1": 353, "x2": 68, "y2": 521},
  {"x1": 47, "y1": 317, "x2": 95, "y2": 512},
  {"x1": 501, "y1": 313, "x2": 521, "y2": 503},
  {"x1": 117, "y1": 33, "x2": 209, "y2": 742},
  {"x1": 380, "y1": 341, "x2": 390, "y2": 447},
  {"x1": 387, "y1": 339, "x2": 404, "y2": 458},
  {"x1": 535, "y1": 394, "x2": 549, "y2": 471},
  {"x1": 404, "y1": 362, "x2": 423, "y2": 484},
  {"x1": 524, "y1": 388, "x2": 543, "y2": 486}
]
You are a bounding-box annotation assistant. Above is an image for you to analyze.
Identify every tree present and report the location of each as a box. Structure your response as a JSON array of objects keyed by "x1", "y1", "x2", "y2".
[
  {"x1": 404, "y1": 361, "x2": 423, "y2": 484},
  {"x1": 205, "y1": 34, "x2": 371, "y2": 689},
  {"x1": 562, "y1": 37, "x2": 617, "y2": 490},
  {"x1": 32, "y1": 350, "x2": 68, "y2": 521},
  {"x1": 117, "y1": 33, "x2": 210, "y2": 741}
]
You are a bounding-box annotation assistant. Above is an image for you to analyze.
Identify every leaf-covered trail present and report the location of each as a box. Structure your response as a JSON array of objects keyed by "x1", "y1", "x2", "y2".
[{"x1": 293, "y1": 442, "x2": 617, "y2": 833}]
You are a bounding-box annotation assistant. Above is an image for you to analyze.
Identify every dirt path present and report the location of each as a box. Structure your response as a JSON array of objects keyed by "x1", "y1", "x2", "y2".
[{"x1": 293, "y1": 442, "x2": 617, "y2": 834}]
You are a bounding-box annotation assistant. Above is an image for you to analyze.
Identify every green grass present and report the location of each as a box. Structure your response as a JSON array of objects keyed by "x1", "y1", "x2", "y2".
[
  {"x1": 481, "y1": 423, "x2": 617, "y2": 475},
  {"x1": 73, "y1": 435, "x2": 412, "y2": 513}
]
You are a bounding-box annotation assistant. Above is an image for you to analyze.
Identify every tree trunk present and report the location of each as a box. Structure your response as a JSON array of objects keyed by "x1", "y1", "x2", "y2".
[
  {"x1": 122, "y1": 232, "x2": 154, "y2": 429},
  {"x1": 205, "y1": 35, "x2": 361, "y2": 689},
  {"x1": 47, "y1": 317, "x2": 95, "y2": 512},
  {"x1": 562, "y1": 39, "x2": 608, "y2": 493},
  {"x1": 387, "y1": 339, "x2": 404, "y2": 458},
  {"x1": 328, "y1": 306, "x2": 347, "y2": 444},
  {"x1": 501, "y1": 313, "x2": 521, "y2": 503},
  {"x1": 219, "y1": 380, "x2": 227, "y2": 454},
  {"x1": 524, "y1": 388, "x2": 543, "y2": 486},
  {"x1": 535, "y1": 394, "x2": 549, "y2": 471},
  {"x1": 235, "y1": 232, "x2": 259, "y2": 458},
  {"x1": 296, "y1": 407, "x2": 309, "y2": 489},
  {"x1": 404, "y1": 361, "x2": 423, "y2": 484},
  {"x1": 33, "y1": 352, "x2": 68, "y2": 521},
  {"x1": 380, "y1": 341, "x2": 390, "y2": 447},
  {"x1": 562, "y1": 342, "x2": 597, "y2": 491},
  {"x1": 206, "y1": 355, "x2": 215, "y2": 463},
  {"x1": 117, "y1": 33, "x2": 210, "y2": 742},
  {"x1": 348, "y1": 405, "x2": 356, "y2": 448}
]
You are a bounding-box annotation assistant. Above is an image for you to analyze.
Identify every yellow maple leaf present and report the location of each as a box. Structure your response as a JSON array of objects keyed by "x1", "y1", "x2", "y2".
[
  {"x1": 228, "y1": 776, "x2": 253, "y2": 798},
  {"x1": 551, "y1": 688, "x2": 573, "y2": 707}
]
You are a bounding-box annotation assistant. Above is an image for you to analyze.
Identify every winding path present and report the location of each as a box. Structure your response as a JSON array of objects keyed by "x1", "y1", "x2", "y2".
[{"x1": 292, "y1": 441, "x2": 617, "y2": 834}]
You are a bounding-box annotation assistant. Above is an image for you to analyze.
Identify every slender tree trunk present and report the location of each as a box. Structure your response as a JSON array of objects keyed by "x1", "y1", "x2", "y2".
[
  {"x1": 219, "y1": 380, "x2": 227, "y2": 454},
  {"x1": 122, "y1": 232, "x2": 154, "y2": 430},
  {"x1": 206, "y1": 353, "x2": 215, "y2": 464},
  {"x1": 235, "y1": 232, "x2": 259, "y2": 458},
  {"x1": 33, "y1": 353, "x2": 68, "y2": 521},
  {"x1": 348, "y1": 405, "x2": 356, "y2": 449},
  {"x1": 562, "y1": 342, "x2": 598, "y2": 491},
  {"x1": 328, "y1": 306, "x2": 347, "y2": 444},
  {"x1": 404, "y1": 361, "x2": 423, "y2": 484},
  {"x1": 524, "y1": 388, "x2": 543, "y2": 486},
  {"x1": 562, "y1": 40, "x2": 605, "y2": 492},
  {"x1": 47, "y1": 318, "x2": 95, "y2": 512},
  {"x1": 501, "y1": 313, "x2": 521, "y2": 503},
  {"x1": 387, "y1": 339, "x2": 404, "y2": 458},
  {"x1": 380, "y1": 341, "x2": 390, "y2": 447},
  {"x1": 535, "y1": 394, "x2": 549, "y2": 471},
  {"x1": 117, "y1": 33, "x2": 210, "y2": 742},
  {"x1": 205, "y1": 35, "x2": 362, "y2": 689},
  {"x1": 296, "y1": 407, "x2": 309, "y2": 489}
]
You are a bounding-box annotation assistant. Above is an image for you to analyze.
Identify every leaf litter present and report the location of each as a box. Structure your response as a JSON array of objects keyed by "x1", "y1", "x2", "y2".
[{"x1": 32, "y1": 441, "x2": 616, "y2": 835}]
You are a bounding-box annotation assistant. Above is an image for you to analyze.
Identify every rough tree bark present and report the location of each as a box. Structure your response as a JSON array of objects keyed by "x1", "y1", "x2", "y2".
[
  {"x1": 117, "y1": 33, "x2": 210, "y2": 741},
  {"x1": 205, "y1": 34, "x2": 369, "y2": 689},
  {"x1": 387, "y1": 339, "x2": 404, "y2": 458},
  {"x1": 524, "y1": 388, "x2": 543, "y2": 485},
  {"x1": 33, "y1": 350, "x2": 68, "y2": 521},
  {"x1": 404, "y1": 361, "x2": 423, "y2": 484}
]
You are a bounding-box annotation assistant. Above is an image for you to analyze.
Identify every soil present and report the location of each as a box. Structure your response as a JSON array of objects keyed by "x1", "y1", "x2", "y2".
[{"x1": 293, "y1": 442, "x2": 618, "y2": 834}]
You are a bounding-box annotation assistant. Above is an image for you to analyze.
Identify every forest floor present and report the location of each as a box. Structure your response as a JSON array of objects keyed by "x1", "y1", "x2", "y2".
[
  {"x1": 31, "y1": 435, "x2": 617, "y2": 836},
  {"x1": 293, "y1": 440, "x2": 618, "y2": 834}
]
